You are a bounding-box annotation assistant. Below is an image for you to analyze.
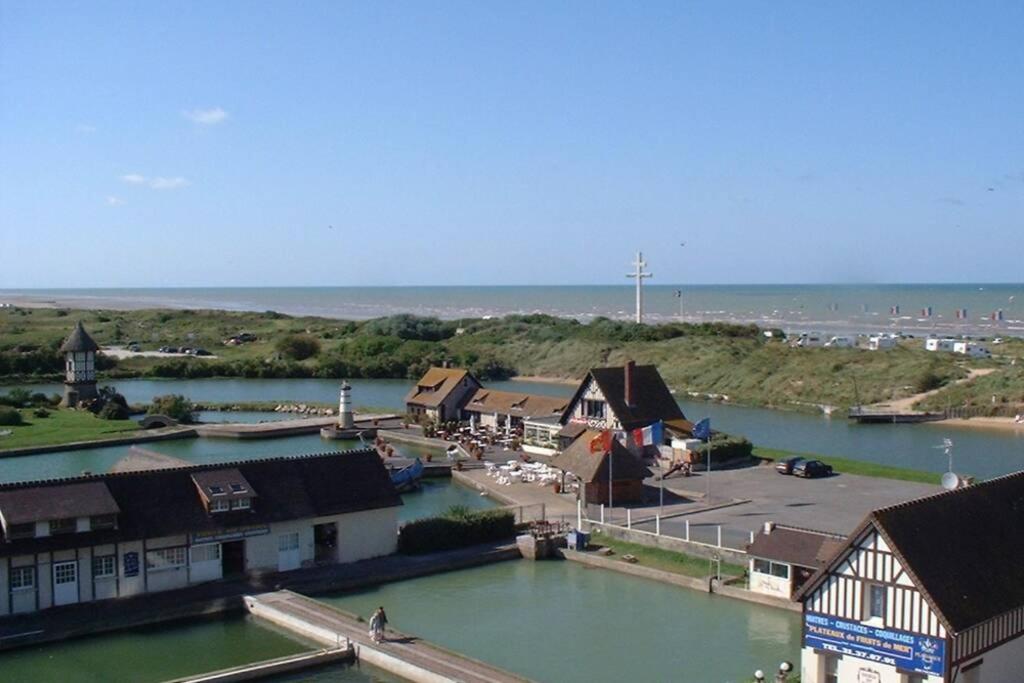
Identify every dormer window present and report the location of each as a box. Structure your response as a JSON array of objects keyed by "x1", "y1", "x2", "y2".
[
  {"x1": 6, "y1": 523, "x2": 34, "y2": 540},
  {"x1": 191, "y1": 468, "x2": 257, "y2": 515},
  {"x1": 90, "y1": 514, "x2": 117, "y2": 530},
  {"x1": 49, "y1": 518, "x2": 76, "y2": 536}
]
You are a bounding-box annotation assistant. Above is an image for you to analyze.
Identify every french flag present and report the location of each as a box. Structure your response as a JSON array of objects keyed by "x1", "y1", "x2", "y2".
[
  {"x1": 890, "y1": 305, "x2": 900, "y2": 315},
  {"x1": 992, "y1": 310, "x2": 1004, "y2": 321},
  {"x1": 921, "y1": 306, "x2": 932, "y2": 318},
  {"x1": 632, "y1": 421, "x2": 664, "y2": 447},
  {"x1": 956, "y1": 308, "x2": 968, "y2": 320}
]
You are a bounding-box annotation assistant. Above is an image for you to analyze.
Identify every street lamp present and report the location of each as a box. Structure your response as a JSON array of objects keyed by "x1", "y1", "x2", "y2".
[
  {"x1": 753, "y1": 670, "x2": 765, "y2": 683},
  {"x1": 774, "y1": 661, "x2": 793, "y2": 682}
]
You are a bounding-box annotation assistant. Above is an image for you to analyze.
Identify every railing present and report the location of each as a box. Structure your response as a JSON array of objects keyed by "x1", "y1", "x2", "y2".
[
  {"x1": 497, "y1": 502, "x2": 548, "y2": 524},
  {"x1": 943, "y1": 405, "x2": 1024, "y2": 419},
  {"x1": 583, "y1": 503, "x2": 752, "y2": 554}
]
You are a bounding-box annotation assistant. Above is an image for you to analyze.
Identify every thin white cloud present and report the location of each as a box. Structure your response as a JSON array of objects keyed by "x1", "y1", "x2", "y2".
[
  {"x1": 119, "y1": 173, "x2": 190, "y2": 190},
  {"x1": 75, "y1": 124, "x2": 97, "y2": 134},
  {"x1": 148, "y1": 176, "x2": 189, "y2": 190},
  {"x1": 106, "y1": 196, "x2": 125, "y2": 206},
  {"x1": 183, "y1": 107, "x2": 228, "y2": 125}
]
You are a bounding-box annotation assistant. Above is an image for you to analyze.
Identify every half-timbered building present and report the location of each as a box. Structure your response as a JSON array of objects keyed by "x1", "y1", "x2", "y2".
[{"x1": 797, "y1": 471, "x2": 1024, "y2": 683}]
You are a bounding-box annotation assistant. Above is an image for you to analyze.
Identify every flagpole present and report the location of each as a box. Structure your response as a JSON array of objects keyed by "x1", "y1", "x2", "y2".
[
  {"x1": 705, "y1": 435, "x2": 711, "y2": 501},
  {"x1": 608, "y1": 431, "x2": 613, "y2": 523}
]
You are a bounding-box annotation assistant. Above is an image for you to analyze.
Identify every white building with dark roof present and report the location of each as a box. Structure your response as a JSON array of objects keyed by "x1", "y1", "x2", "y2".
[
  {"x1": 796, "y1": 471, "x2": 1024, "y2": 683},
  {"x1": 0, "y1": 450, "x2": 401, "y2": 616}
]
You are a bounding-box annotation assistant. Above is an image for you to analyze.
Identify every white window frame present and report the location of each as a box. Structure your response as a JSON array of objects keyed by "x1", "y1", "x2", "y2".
[
  {"x1": 146, "y1": 546, "x2": 187, "y2": 571},
  {"x1": 230, "y1": 497, "x2": 251, "y2": 510},
  {"x1": 9, "y1": 566, "x2": 35, "y2": 591},
  {"x1": 209, "y1": 499, "x2": 230, "y2": 513},
  {"x1": 865, "y1": 583, "x2": 887, "y2": 623},
  {"x1": 92, "y1": 554, "x2": 116, "y2": 579},
  {"x1": 190, "y1": 544, "x2": 221, "y2": 564},
  {"x1": 278, "y1": 532, "x2": 300, "y2": 552}
]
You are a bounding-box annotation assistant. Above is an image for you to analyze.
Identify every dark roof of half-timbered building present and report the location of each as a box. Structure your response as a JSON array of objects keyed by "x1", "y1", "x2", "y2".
[
  {"x1": 798, "y1": 470, "x2": 1024, "y2": 634},
  {"x1": 59, "y1": 321, "x2": 99, "y2": 353}
]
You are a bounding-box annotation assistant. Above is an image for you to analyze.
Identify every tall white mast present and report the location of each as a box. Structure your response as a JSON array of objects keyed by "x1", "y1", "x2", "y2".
[{"x1": 627, "y1": 250, "x2": 653, "y2": 323}]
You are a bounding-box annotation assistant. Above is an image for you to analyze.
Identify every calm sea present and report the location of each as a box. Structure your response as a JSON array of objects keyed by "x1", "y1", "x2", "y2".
[{"x1": 3, "y1": 284, "x2": 1023, "y2": 336}]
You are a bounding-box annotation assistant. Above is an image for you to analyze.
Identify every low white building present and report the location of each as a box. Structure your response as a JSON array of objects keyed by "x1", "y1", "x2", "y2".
[
  {"x1": 953, "y1": 341, "x2": 991, "y2": 358},
  {"x1": 797, "y1": 471, "x2": 1024, "y2": 683},
  {"x1": 868, "y1": 335, "x2": 897, "y2": 351},
  {"x1": 0, "y1": 451, "x2": 401, "y2": 616},
  {"x1": 746, "y1": 524, "x2": 845, "y2": 601}
]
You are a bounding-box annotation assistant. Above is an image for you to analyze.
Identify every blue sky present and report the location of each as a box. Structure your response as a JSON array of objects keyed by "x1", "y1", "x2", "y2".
[{"x1": 1, "y1": 1, "x2": 1022, "y2": 287}]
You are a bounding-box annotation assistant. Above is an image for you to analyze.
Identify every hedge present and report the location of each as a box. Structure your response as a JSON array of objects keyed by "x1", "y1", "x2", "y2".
[{"x1": 398, "y1": 509, "x2": 516, "y2": 555}]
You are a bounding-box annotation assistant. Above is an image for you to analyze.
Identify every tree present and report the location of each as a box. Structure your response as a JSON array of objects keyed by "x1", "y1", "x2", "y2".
[
  {"x1": 149, "y1": 394, "x2": 196, "y2": 424},
  {"x1": 0, "y1": 407, "x2": 23, "y2": 426},
  {"x1": 275, "y1": 334, "x2": 321, "y2": 361}
]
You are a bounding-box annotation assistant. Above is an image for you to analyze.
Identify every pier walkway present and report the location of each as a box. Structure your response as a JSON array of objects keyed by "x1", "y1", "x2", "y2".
[
  {"x1": 246, "y1": 590, "x2": 532, "y2": 683},
  {"x1": 194, "y1": 414, "x2": 397, "y2": 439}
]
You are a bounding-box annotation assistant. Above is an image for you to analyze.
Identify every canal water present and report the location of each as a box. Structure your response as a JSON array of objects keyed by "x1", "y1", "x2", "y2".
[
  {"x1": 4, "y1": 376, "x2": 1022, "y2": 478},
  {"x1": 322, "y1": 559, "x2": 801, "y2": 683}
]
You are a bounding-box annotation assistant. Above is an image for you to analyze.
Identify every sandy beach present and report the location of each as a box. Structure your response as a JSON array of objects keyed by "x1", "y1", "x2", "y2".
[{"x1": 933, "y1": 416, "x2": 1024, "y2": 434}]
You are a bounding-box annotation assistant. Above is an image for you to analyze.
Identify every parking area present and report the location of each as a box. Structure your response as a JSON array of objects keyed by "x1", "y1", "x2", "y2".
[{"x1": 637, "y1": 464, "x2": 940, "y2": 544}]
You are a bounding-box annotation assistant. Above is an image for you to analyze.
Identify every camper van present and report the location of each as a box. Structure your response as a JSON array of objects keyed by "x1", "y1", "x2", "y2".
[
  {"x1": 824, "y1": 336, "x2": 855, "y2": 348},
  {"x1": 794, "y1": 333, "x2": 824, "y2": 348},
  {"x1": 867, "y1": 334, "x2": 896, "y2": 351},
  {"x1": 954, "y1": 341, "x2": 991, "y2": 358},
  {"x1": 925, "y1": 337, "x2": 956, "y2": 352}
]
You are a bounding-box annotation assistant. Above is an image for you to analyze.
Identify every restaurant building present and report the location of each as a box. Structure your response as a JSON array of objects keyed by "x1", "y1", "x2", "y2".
[
  {"x1": 796, "y1": 471, "x2": 1024, "y2": 683},
  {"x1": 0, "y1": 450, "x2": 401, "y2": 616},
  {"x1": 557, "y1": 361, "x2": 689, "y2": 455},
  {"x1": 404, "y1": 367, "x2": 482, "y2": 423},
  {"x1": 463, "y1": 388, "x2": 568, "y2": 432}
]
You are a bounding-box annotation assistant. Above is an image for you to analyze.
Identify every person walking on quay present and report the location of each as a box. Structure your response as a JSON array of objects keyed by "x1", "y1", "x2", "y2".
[{"x1": 368, "y1": 606, "x2": 388, "y2": 643}]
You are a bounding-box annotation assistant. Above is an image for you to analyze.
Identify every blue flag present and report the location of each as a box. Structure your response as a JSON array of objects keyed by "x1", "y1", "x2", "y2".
[{"x1": 692, "y1": 418, "x2": 711, "y2": 442}]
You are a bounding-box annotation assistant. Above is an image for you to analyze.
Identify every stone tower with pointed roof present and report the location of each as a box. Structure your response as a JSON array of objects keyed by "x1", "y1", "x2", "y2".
[{"x1": 60, "y1": 321, "x2": 100, "y2": 406}]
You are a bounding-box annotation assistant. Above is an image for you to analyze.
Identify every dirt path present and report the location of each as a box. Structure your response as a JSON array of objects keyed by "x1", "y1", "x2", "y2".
[{"x1": 869, "y1": 368, "x2": 996, "y2": 413}]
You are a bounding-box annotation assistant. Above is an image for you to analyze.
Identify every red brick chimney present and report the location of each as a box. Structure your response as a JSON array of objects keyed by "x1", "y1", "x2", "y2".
[{"x1": 624, "y1": 360, "x2": 636, "y2": 407}]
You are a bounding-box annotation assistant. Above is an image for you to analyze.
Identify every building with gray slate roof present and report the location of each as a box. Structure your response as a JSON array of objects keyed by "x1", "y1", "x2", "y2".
[{"x1": 0, "y1": 450, "x2": 401, "y2": 616}]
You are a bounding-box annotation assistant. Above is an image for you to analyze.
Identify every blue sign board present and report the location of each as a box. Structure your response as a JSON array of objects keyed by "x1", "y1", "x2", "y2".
[
  {"x1": 123, "y1": 551, "x2": 139, "y2": 577},
  {"x1": 804, "y1": 612, "x2": 945, "y2": 676}
]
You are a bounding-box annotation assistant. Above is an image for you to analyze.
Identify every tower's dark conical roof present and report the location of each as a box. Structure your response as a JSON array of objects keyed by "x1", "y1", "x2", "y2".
[{"x1": 60, "y1": 322, "x2": 99, "y2": 353}]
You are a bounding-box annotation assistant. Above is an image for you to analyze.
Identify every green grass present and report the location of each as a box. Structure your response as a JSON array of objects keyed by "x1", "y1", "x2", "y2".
[
  {"x1": 752, "y1": 446, "x2": 942, "y2": 485},
  {"x1": 0, "y1": 408, "x2": 144, "y2": 450},
  {"x1": 4, "y1": 306, "x2": 1020, "y2": 412},
  {"x1": 587, "y1": 532, "x2": 746, "y2": 578}
]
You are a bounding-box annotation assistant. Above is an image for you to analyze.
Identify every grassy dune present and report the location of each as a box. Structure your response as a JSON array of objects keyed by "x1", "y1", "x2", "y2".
[{"x1": 3, "y1": 307, "x2": 1020, "y2": 413}]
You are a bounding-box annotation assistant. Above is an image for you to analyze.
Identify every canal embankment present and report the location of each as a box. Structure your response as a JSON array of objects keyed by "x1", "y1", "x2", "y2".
[
  {"x1": 0, "y1": 425, "x2": 196, "y2": 459},
  {"x1": 247, "y1": 590, "x2": 531, "y2": 683},
  {"x1": 0, "y1": 541, "x2": 520, "y2": 653}
]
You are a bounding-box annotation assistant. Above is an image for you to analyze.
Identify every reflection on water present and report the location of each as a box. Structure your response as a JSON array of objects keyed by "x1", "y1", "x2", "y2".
[
  {"x1": 324, "y1": 560, "x2": 801, "y2": 683},
  {"x1": 4, "y1": 376, "x2": 1022, "y2": 478}
]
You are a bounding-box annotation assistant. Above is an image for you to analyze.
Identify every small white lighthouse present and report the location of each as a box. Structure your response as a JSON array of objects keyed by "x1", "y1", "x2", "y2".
[{"x1": 338, "y1": 381, "x2": 354, "y2": 429}]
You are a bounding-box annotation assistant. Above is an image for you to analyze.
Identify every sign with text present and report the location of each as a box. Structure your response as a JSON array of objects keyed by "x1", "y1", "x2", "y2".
[
  {"x1": 191, "y1": 525, "x2": 269, "y2": 545},
  {"x1": 123, "y1": 551, "x2": 139, "y2": 577},
  {"x1": 804, "y1": 612, "x2": 945, "y2": 676}
]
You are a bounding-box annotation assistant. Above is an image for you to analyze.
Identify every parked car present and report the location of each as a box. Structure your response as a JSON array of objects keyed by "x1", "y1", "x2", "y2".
[
  {"x1": 775, "y1": 456, "x2": 806, "y2": 475},
  {"x1": 126, "y1": 343, "x2": 141, "y2": 352},
  {"x1": 793, "y1": 460, "x2": 834, "y2": 478},
  {"x1": 192, "y1": 347, "x2": 211, "y2": 356}
]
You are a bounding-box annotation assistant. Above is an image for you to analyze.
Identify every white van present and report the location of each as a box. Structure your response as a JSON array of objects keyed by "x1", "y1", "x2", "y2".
[{"x1": 824, "y1": 336, "x2": 855, "y2": 348}]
